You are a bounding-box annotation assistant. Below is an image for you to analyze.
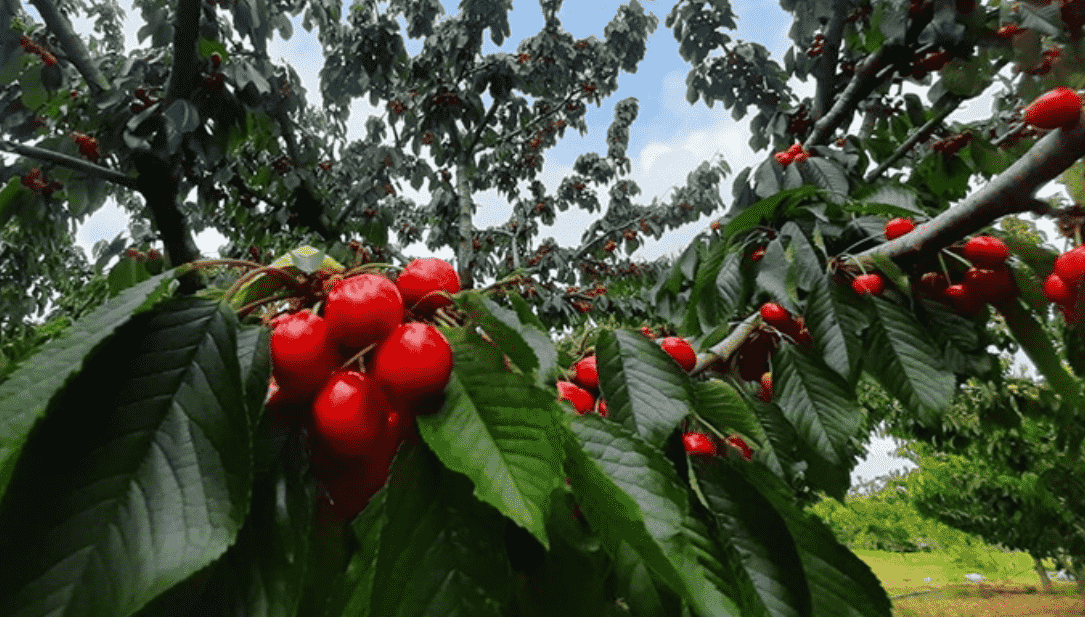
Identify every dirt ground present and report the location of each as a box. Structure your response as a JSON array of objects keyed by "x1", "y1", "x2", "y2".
[{"x1": 893, "y1": 584, "x2": 1085, "y2": 617}]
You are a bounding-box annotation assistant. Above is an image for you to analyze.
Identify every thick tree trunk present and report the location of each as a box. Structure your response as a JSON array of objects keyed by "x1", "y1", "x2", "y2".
[
  {"x1": 455, "y1": 161, "x2": 475, "y2": 290},
  {"x1": 1032, "y1": 555, "x2": 1053, "y2": 593}
]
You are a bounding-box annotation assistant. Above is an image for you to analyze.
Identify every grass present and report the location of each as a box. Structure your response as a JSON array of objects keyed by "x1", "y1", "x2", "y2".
[{"x1": 849, "y1": 548, "x2": 1085, "y2": 616}]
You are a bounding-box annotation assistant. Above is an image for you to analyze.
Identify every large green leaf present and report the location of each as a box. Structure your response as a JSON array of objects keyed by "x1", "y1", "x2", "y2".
[
  {"x1": 236, "y1": 324, "x2": 271, "y2": 430},
  {"x1": 805, "y1": 273, "x2": 866, "y2": 383},
  {"x1": 0, "y1": 273, "x2": 174, "y2": 502},
  {"x1": 0, "y1": 298, "x2": 252, "y2": 617},
  {"x1": 999, "y1": 300, "x2": 1085, "y2": 419},
  {"x1": 691, "y1": 379, "x2": 764, "y2": 447},
  {"x1": 741, "y1": 465, "x2": 892, "y2": 617},
  {"x1": 456, "y1": 290, "x2": 556, "y2": 387},
  {"x1": 756, "y1": 238, "x2": 800, "y2": 315},
  {"x1": 595, "y1": 329, "x2": 696, "y2": 448},
  {"x1": 366, "y1": 442, "x2": 511, "y2": 617},
  {"x1": 417, "y1": 327, "x2": 564, "y2": 550},
  {"x1": 773, "y1": 345, "x2": 861, "y2": 468},
  {"x1": 863, "y1": 298, "x2": 955, "y2": 425},
  {"x1": 563, "y1": 413, "x2": 741, "y2": 617},
  {"x1": 693, "y1": 458, "x2": 812, "y2": 617}
]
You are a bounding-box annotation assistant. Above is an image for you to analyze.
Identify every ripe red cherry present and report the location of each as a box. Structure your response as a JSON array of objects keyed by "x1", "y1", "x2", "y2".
[
  {"x1": 573, "y1": 356, "x2": 599, "y2": 390},
  {"x1": 1043, "y1": 273, "x2": 1074, "y2": 305},
  {"x1": 918, "y1": 272, "x2": 950, "y2": 296},
  {"x1": 962, "y1": 236, "x2": 1009, "y2": 268},
  {"x1": 640, "y1": 325, "x2": 656, "y2": 339},
  {"x1": 884, "y1": 217, "x2": 916, "y2": 240},
  {"x1": 210, "y1": 52, "x2": 222, "y2": 68},
  {"x1": 269, "y1": 311, "x2": 339, "y2": 396},
  {"x1": 1054, "y1": 247, "x2": 1085, "y2": 287},
  {"x1": 1024, "y1": 87, "x2": 1083, "y2": 130},
  {"x1": 682, "y1": 432, "x2": 717, "y2": 456},
  {"x1": 944, "y1": 284, "x2": 982, "y2": 316},
  {"x1": 759, "y1": 302, "x2": 791, "y2": 327},
  {"x1": 750, "y1": 247, "x2": 766, "y2": 261},
  {"x1": 312, "y1": 370, "x2": 391, "y2": 458},
  {"x1": 787, "y1": 143, "x2": 803, "y2": 156},
  {"x1": 597, "y1": 399, "x2": 608, "y2": 417},
  {"x1": 369, "y1": 323, "x2": 454, "y2": 410},
  {"x1": 725, "y1": 435, "x2": 753, "y2": 461},
  {"x1": 774, "y1": 151, "x2": 793, "y2": 166},
  {"x1": 324, "y1": 273, "x2": 404, "y2": 350},
  {"x1": 396, "y1": 257, "x2": 460, "y2": 315},
  {"x1": 758, "y1": 372, "x2": 773, "y2": 401},
  {"x1": 557, "y1": 381, "x2": 595, "y2": 414},
  {"x1": 852, "y1": 273, "x2": 885, "y2": 296},
  {"x1": 660, "y1": 337, "x2": 697, "y2": 372},
  {"x1": 962, "y1": 267, "x2": 1017, "y2": 304}
]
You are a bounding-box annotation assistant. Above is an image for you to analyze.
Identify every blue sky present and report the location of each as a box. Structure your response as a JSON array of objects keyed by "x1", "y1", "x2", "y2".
[{"x1": 34, "y1": 0, "x2": 1069, "y2": 485}]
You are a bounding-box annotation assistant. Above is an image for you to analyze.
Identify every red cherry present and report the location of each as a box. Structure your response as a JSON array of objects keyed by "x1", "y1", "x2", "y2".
[
  {"x1": 312, "y1": 370, "x2": 391, "y2": 458},
  {"x1": 1054, "y1": 247, "x2": 1085, "y2": 287},
  {"x1": 682, "y1": 432, "x2": 717, "y2": 456},
  {"x1": 1043, "y1": 272, "x2": 1075, "y2": 305},
  {"x1": 918, "y1": 272, "x2": 950, "y2": 296},
  {"x1": 759, "y1": 302, "x2": 791, "y2": 327},
  {"x1": 324, "y1": 273, "x2": 404, "y2": 350},
  {"x1": 597, "y1": 399, "x2": 608, "y2": 417},
  {"x1": 725, "y1": 435, "x2": 753, "y2": 461},
  {"x1": 962, "y1": 267, "x2": 1017, "y2": 304},
  {"x1": 884, "y1": 217, "x2": 916, "y2": 240},
  {"x1": 1024, "y1": 87, "x2": 1083, "y2": 130},
  {"x1": 640, "y1": 325, "x2": 656, "y2": 339},
  {"x1": 944, "y1": 284, "x2": 982, "y2": 316},
  {"x1": 659, "y1": 337, "x2": 696, "y2": 372},
  {"x1": 573, "y1": 355, "x2": 599, "y2": 390},
  {"x1": 557, "y1": 381, "x2": 595, "y2": 414},
  {"x1": 269, "y1": 311, "x2": 339, "y2": 397},
  {"x1": 751, "y1": 247, "x2": 766, "y2": 261},
  {"x1": 369, "y1": 323, "x2": 454, "y2": 410},
  {"x1": 758, "y1": 372, "x2": 773, "y2": 401},
  {"x1": 774, "y1": 151, "x2": 793, "y2": 166},
  {"x1": 852, "y1": 273, "x2": 885, "y2": 296},
  {"x1": 396, "y1": 257, "x2": 460, "y2": 315},
  {"x1": 962, "y1": 236, "x2": 1010, "y2": 268},
  {"x1": 792, "y1": 151, "x2": 810, "y2": 163},
  {"x1": 787, "y1": 143, "x2": 803, "y2": 156},
  {"x1": 210, "y1": 52, "x2": 222, "y2": 68}
]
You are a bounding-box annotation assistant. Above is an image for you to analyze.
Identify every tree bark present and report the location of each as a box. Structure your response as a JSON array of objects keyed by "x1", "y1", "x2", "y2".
[
  {"x1": 1032, "y1": 555, "x2": 1053, "y2": 593},
  {"x1": 455, "y1": 160, "x2": 475, "y2": 290}
]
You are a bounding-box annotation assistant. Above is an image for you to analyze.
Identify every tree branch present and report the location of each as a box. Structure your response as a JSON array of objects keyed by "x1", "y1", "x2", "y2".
[
  {"x1": 165, "y1": 0, "x2": 201, "y2": 101},
  {"x1": 0, "y1": 139, "x2": 137, "y2": 188},
  {"x1": 864, "y1": 94, "x2": 964, "y2": 183},
  {"x1": 29, "y1": 0, "x2": 108, "y2": 93},
  {"x1": 853, "y1": 118, "x2": 1085, "y2": 271},
  {"x1": 813, "y1": 10, "x2": 846, "y2": 121}
]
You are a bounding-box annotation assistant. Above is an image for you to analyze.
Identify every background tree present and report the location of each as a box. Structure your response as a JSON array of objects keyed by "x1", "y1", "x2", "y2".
[{"x1": 4, "y1": 0, "x2": 1085, "y2": 616}]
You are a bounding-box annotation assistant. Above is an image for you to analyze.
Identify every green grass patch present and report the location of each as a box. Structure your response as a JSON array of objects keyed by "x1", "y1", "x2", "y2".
[{"x1": 851, "y1": 547, "x2": 1062, "y2": 596}]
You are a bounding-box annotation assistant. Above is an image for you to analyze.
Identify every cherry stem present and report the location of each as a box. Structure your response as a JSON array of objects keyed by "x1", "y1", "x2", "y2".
[
  {"x1": 234, "y1": 294, "x2": 299, "y2": 319},
  {"x1": 221, "y1": 266, "x2": 303, "y2": 303},
  {"x1": 339, "y1": 343, "x2": 377, "y2": 371},
  {"x1": 177, "y1": 258, "x2": 264, "y2": 274},
  {"x1": 938, "y1": 252, "x2": 951, "y2": 281},
  {"x1": 342, "y1": 262, "x2": 401, "y2": 277}
]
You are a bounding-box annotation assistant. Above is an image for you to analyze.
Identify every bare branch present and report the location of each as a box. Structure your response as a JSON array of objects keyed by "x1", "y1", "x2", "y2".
[{"x1": 864, "y1": 94, "x2": 964, "y2": 184}]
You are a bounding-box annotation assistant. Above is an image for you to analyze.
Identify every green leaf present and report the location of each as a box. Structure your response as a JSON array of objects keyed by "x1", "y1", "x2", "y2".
[
  {"x1": 236, "y1": 324, "x2": 271, "y2": 430},
  {"x1": 595, "y1": 329, "x2": 696, "y2": 448},
  {"x1": 863, "y1": 298, "x2": 955, "y2": 425},
  {"x1": 691, "y1": 380, "x2": 763, "y2": 447},
  {"x1": 563, "y1": 413, "x2": 741, "y2": 617},
  {"x1": 722, "y1": 186, "x2": 819, "y2": 241},
  {"x1": 740, "y1": 465, "x2": 892, "y2": 617},
  {"x1": 610, "y1": 541, "x2": 680, "y2": 617},
  {"x1": 756, "y1": 238, "x2": 799, "y2": 315},
  {"x1": 416, "y1": 328, "x2": 564, "y2": 550},
  {"x1": 107, "y1": 255, "x2": 153, "y2": 296},
  {"x1": 998, "y1": 300, "x2": 1085, "y2": 414},
  {"x1": 806, "y1": 273, "x2": 867, "y2": 383},
  {"x1": 0, "y1": 297, "x2": 252, "y2": 617},
  {"x1": 773, "y1": 345, "x2": 861, "y2": 471},
  {"x1": 0, "y1": 273, "x2": 174, "y2": 502},
  {"x1": 366, "y1": 441, "x2": 511, "y2": 617},
  {"x1": 799, "y1": 159, "x2": 848, "y2": 202},
  {"x1": 692, "y1": 458, "x2": 812, "y2": 617},
  {"x1": 456, "y1": 291, "x2": 556, "y2": 385}
]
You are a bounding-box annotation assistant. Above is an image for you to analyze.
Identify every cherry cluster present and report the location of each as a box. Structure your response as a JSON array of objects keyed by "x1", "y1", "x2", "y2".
[
  {"x1": 19, "y1": 35, "x2": 57, "y2": 67},
  {"x1": 20, "y1": 167, "x2": 61, "y2": 194},
  {"x1": 71, "y1": 132, "x2": 100, "y2": 163},
  {"x1": 682, "y1": 432, "x2": 752, "y2": 461},
  {"x1": 916, "y1": 235, "x2": 1016, "y2": 316},
  {"x1": 774, "y1": 143, "x2": 811, "y2": 166},
  {"x1": 1042, "y1": 246, "x2": 1085, "y2": 324},
  {"x1": 266, "y1": 258, "x2": 460, "y2": 519}
]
